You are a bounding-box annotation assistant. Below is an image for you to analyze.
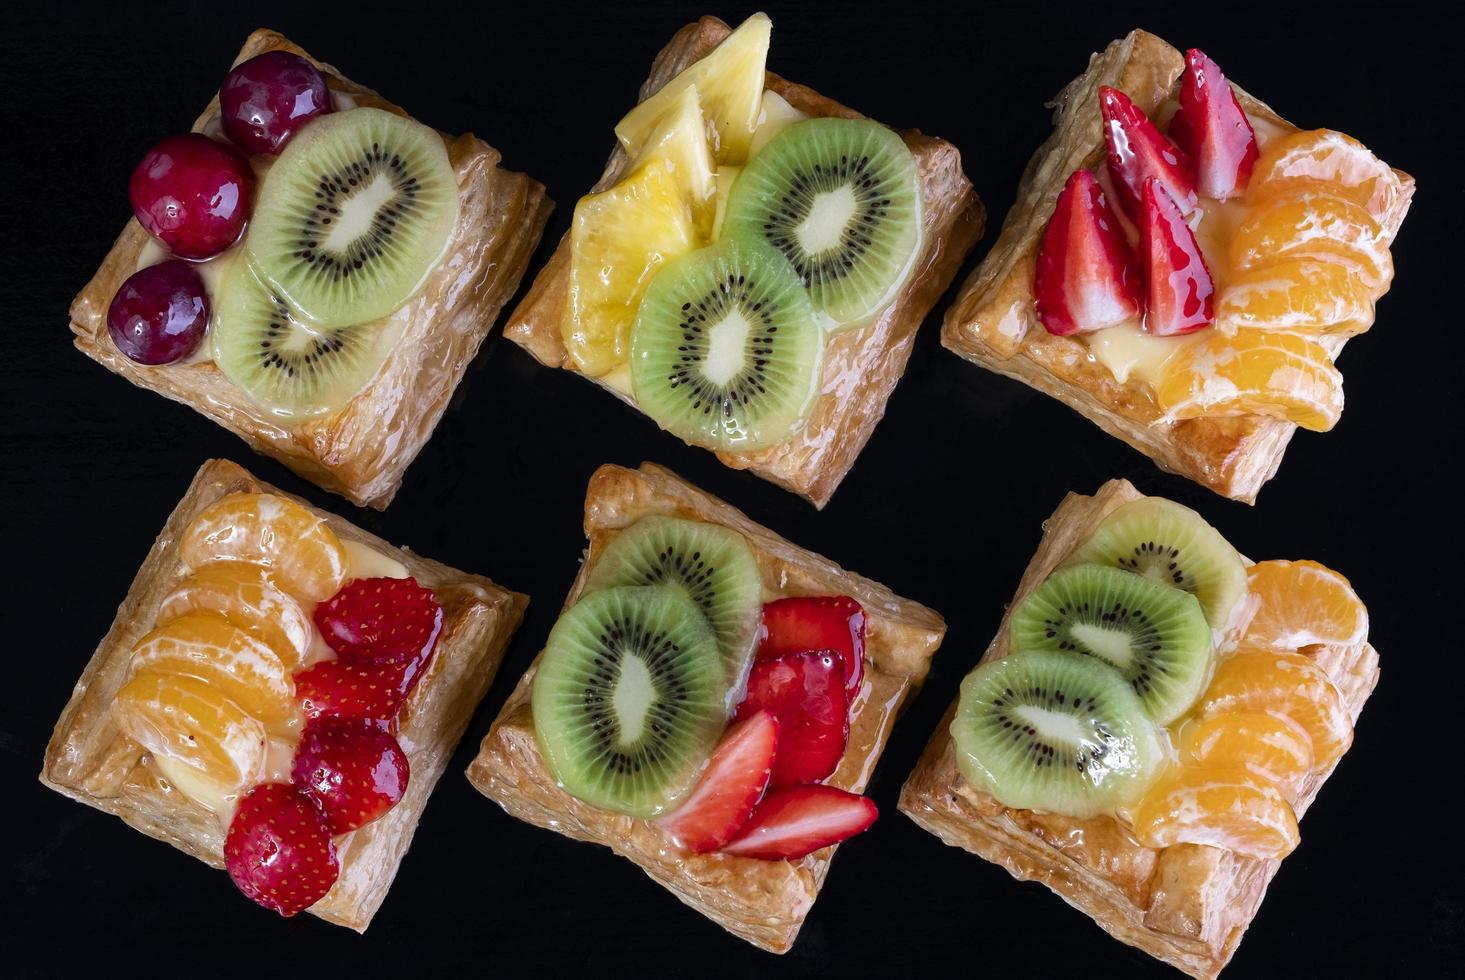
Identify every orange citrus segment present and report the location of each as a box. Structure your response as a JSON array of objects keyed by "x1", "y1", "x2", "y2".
[
  {"x1": 1155, "y1": 330, "x2": 1343, "y2": 431},
  {"x1": 1244, "y1": 560, "x2": 1369, "y2": 650},
  {"x1": 179, "y1": 492, "x2": 347, "y2": 602},
  {"x1": 1216, "y1": 259, "x2": 1375, "y2": 335},
  {"x1": 1179, "y1": 711, "x2": 1315, "y2": 800},
  {"x1": 157, "y1": 562, "x2": 311, "y2": 668},
  {"x1": 113, "y1": 670, "x2": 267, "y2": 790},
  {"x1": 1198, "y1": 649, "x2": 1353, "y2": 767},
  {"x1": 1229, "y1": 192, "x2": 1393, "y2": 295},
  {"x1": 129, "y1": 613, "x2": 296, "y2": 727},
  {"x1": 1132, "y1": 765, "x2": 1300, "y2": 859},
  {"x1": 1248, "y1": 129, "x2": 1405, "y2": 235}
]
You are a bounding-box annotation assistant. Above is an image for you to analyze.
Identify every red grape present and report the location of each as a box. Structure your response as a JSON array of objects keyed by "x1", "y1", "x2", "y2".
[
  {"x1": 129, "y1": 134, "x2": 254, "y2": 260},
  {"x1": 106, "y1": 260, "x2": 210, "y2": 364},
  {"x1": 220, "y1": 51, "x2": 332, "y2": 155}
]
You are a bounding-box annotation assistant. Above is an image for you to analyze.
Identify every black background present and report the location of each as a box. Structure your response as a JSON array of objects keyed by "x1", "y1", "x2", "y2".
[{"x1": 4, "y1": 2, "x2": 1462, "y2": 977}]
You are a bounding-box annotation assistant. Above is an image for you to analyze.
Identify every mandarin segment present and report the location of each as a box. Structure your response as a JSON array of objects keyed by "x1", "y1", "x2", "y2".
[
  {"x1": 1198, "y1": 649, "x2": 1353, "y2": 767},
  {"x1": 1229, "y1": 192, "x2": 1393, "y2": 295},
  {"x1": 158, "y1": 562, "x2": 312, "y2": 668},
  {"x1": 129, "y1": 613, "x2": 297, "y2": 727},
  {"x1": 1247, "y1": 129, "x2": 1405, "y2": 234},
  {"x1": 1244, "y1": 560, "x2": 1369, "y2": 650},
  {"x1": 179, "y1": 492, "x2": 348, "y2": 602},
  {"x1": 1131, "y1": 765, "x2": 1300, "y2": 859},
  {"x1": 114, "y1": 670, "x2": 268, "y2": 791},
  {"x1": 1179, "y1": 711, "x2": 1315, "y2": 800},
  {"x1": 1216, "y1": 259, "x2": 1375, "y2": 335},
  {"x1": 1155, "y1": 330, "x2": 1343, "y2": 431}
]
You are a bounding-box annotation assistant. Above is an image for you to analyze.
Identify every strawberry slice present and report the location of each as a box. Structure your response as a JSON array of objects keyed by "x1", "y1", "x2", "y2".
[
  {"x1": 1140, "y1": 177, "x2": 1215, "y2": 335},
  {"x1": 313, "y1": 577, "x2": 443, "y2": 666},
  {"x1": 224, "y1": 783, "x2": 339, "y2": 916},
  {"x1": 294, "y1": 651, "x2": 430, "y2": 724},
  {"x1": 1169, "y1": 48, "x2": 1258, "y2": 201},
  {"x1": 758, "y1": 596, "x2": 866, "y2": 693},
  {"x1": 736, "y1": 651, "x2": 849, "y2": 787},
  {"x1": 291, "y1": 717, "x2": 410, "y2": 834},
  {"x1": 1033, "y1": 169, "x2": 1144, "y2": 336},
  {"x1": 1099, "y1": 86, "x2": 1197, "y2": 218},
  {"x1": 721, "y1": 785, "x2": 878, "y2": 860},
  {"x1": 657, "y1": 710, "x2": 778, "y2": 852}
]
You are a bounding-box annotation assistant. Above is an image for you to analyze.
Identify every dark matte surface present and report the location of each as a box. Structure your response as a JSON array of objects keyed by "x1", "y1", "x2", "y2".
[{"x1": 3, "y1": 2, "x2": 1460, "y2": 977}]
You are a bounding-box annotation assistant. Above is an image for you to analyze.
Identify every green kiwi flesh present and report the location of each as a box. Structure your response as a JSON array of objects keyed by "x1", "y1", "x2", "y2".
[
  {"x1": 246, "y1": 107, "x2": 460, "y2": 328},
  {"x1": 721, "y1": 117, "x2": 922, "y2": 331},
  {"x1": 1010, "y1": 564, "x2": 1212, "y2": 725},
  {"x1": 630, "y1": 235, "x2": 823, "y2": 451},
  {"x1": 951, "y1": 649, "x2": 1163, "y2": 818},
  {"x1": 532, "y1": 585, "x2": 729, "y2": 818},
  {"x1": 1066, "y1": 498, "x2": 1248, "y2": 628},
  {"x1": 582, "y1": 516, "x2": 762, "y2": 704}
]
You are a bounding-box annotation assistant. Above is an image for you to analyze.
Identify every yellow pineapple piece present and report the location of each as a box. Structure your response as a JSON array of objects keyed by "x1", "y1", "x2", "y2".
[{"x1": 625, "y1": 85, "x2": 716, "y2": 232}]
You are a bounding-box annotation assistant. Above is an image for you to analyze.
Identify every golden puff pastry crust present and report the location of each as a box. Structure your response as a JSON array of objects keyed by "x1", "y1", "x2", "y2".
[
  {"x1": 70, "y1": 30, "x2": 552, "y2": 511},
  {"x1": 504, "y1": 17, "x2": 985, "y2": 509},
  {"x1": 940, "y1": 30, "x2": 1414, "y2": 503},
  {"x1": 39, "y1": 458, "x2": 528, "y2": 932},
  {"x1": 466, "y1": 462, "x2": 946, "y2": 952},
  {"x1": 898, "y1": 478, "x2": 1380, "y2": 979}
]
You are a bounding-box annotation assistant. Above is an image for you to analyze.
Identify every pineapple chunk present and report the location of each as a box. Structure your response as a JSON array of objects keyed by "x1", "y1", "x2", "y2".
[
  {"x1": 626, "y1": 85, "x2": 717, "y2": 234},
  {"x1": 711, "y1": 166, "x2": 740, "y2": 240}
]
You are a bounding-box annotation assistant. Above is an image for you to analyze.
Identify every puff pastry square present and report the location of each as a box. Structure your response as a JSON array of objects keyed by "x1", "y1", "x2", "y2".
[
  {"x1": 466, "y1": 462, "x2": 946, "y2": 952},
  {"x1": 898, "y1": 478, "x2": 1380, "y2": 978},
  {"x1": 39, "y1": 458, "x2": 528, "y2": 931},
  {"x1": 940, "y1": 30, "x2": 1414, "y2": 503},
  {"x1": 70, "y1": 30, "x2": 553, "y2": 510},
  {"x1": 503, "y1": 16, "x2": 985, "y2": 508}
]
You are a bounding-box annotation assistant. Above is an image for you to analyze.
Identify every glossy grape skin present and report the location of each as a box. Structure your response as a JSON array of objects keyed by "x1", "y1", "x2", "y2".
[
  {"x1": 128, "y1": 133, "x2": 255, "y2": 260},
  {"x1": 106, "y1": 260, "x2": 210, "y2": 364},
  {"x1": 219, "y1": 51, "x2": 332, "y2": 155}
]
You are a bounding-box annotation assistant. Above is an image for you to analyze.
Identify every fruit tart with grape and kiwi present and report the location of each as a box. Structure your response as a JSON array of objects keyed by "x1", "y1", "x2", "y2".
[
  {"x1": 502, "y1": 13, "x2": 983, "y2": 509},
  {"x1": 467, "y1": 462, "x2": 945, "y2": 952},
  {"x1": 899, "y1": 479, "x2": 1377, "y2": 979},
  {"x1": 940, "y1": 30, "x2": 1413, "y2": 503},
  {"x1": 40, "y1": 458, "x2": 527, "y2": 930},
  {"x1": 69, "y1": 30, "x2": 551, "y2": 510}
]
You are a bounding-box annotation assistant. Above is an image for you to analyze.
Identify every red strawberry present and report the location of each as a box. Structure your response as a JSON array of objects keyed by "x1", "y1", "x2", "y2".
[
  {"x1": 736, "y1": 651, "x2": 848, "y2": 787},
  {"x1": 224, "y1": 783, "x2": 339, "y2": 916},
  {"x1": 291, "y1": 717, "x2": 410, "y2": 834},
  {"x1": 1169, "y1": 48, "x2": 1258, "y2": 201},
  {"x1": 294, "y1": 652, "x2": 430, "y2": 724},
  {"x1": 721, "y1": 785, "x2": 878, "y2": 860},
  {"x1": 1033, "y1": 169, "x2": 1144, "y2": 337},
  {"x1": 1099, "y1": 86, "x2": 1197, "y2": 218},
  {"x1": 758, "y1": 596, "x2": 866, "y2": 694},
  {"x1": 1140, "y1": 177, "x2": 1215, "y2": 335},
  {"x1": 657, "y1": 710, "x2": 778, "y2": 852},
  {"x1": 313, "y1": 577, "x2": 443, "y2": 665}
]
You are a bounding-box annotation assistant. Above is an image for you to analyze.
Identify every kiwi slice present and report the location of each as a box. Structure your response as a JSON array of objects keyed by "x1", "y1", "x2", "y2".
[
  {"x1": 211, "y1": 260, "x2": 402, "y2": 418},
  {"x1": 246, "y1": 107, "x2": 460, "y2": 328},
  {"x1": 951, "y1": 649, "x2": 1164, "y2": 818},
  {"x1": 630, "y1": 235, "x2": 823, "y2": 451},
  {"x1": 532, "y1": 585, "x2": 730, "y2": 818},
  {"x1": 1010, "y1": 564, "x2": 1212, "y2": 724},
  {"x1": 583, "y1": 516, "x2": 762, "y2": 701},
  {"x1": 1066, "y1": 498, "x2": 1247, "y2": 628},
  {"x1": 721, "y1": 117, "x2": 922, "y2": 332}
]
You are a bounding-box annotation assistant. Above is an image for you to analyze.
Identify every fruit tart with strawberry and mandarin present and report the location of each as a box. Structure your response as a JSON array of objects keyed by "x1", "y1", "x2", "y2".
[
  {"x1": 503, "y1": 13, "x2": 983, "y2": 508},
  {"x1": 467, "y1": 462, "x2": 946, "y2": 952},
  {"x1": 899, "y1": 479, "x2": 1378, "y2": 979},
  {"x1": 941, "y1": 30, "x2": 1413, "y2": 503},
  {"x1": 69, "y1": 30, "x2": 550, "y2": 510},
  {"x1": 40, "y1": 459, "x2": 526, "y2": 930}
]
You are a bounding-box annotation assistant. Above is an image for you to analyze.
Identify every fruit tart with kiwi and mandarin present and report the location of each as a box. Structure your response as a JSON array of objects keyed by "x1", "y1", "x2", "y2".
[
  {"x1": 40, "y1": 458, "x2": 527, "y2": 930},
  {"x1": 70, "y1": 30, "x2": 551, "y2": 510},
  {"x1": 941, "y1": 30, "x2": 1413, "y2": 503},
  {"x1": 899, "y1": 479, "x2": 1378, "y2": 979},
  {"x1": 503, "y1": 13, "x2": 983, "y2": 508},
  {"x1": 467, "y1": 462, "x2": 946, "y2": 952}
]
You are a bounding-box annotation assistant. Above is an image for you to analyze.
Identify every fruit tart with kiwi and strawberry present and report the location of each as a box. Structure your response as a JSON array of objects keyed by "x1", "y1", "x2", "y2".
[
  {"x1": 941, "y1": 30, "x2": 1413, "y2": 503},
  {"x1": 40, "y1": 458, "x2": 526, "y2": 930},
  {"x1": 899, "y1": 479, "x2": 1378, "y2": 979},
  {"x1": 69, "y1": 30, "x2": 551, "y2": 511},
  {"x1": 467, "y1": 462, "x2": 946, "y2": 952},
  {"x1": 503, "y1": 13, "x2": 983, "y2": 509}
]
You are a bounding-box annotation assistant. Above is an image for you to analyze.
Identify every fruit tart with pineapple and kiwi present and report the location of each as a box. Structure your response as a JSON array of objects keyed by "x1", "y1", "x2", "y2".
[
  {"x1": 504, "y1": 14, "x2": 983, "y2": 509},
  {"x1": 40, "y1": 458, "x2": 527, "y2": 931},
  {"x1": 467, "y1": 462, "x2": 945, "y2": 952},
  {"x1": 69, "y1": 30, "x2": 551, "y2": 511},
  {"x1": 899, "y1": 479, "x2": 1378, "y2": 979},
  {"x1": 941, "y1": 30, "x2": 1413, "y2": 503}
]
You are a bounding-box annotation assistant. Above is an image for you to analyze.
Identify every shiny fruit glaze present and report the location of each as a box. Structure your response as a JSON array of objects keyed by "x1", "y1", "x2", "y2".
[
  {"x1": 1155, "y1": 329, "x2": 1343, "y2": 431},
  {"x1": 1244, "y1": 560, "x2": 1369, "y2": 651},
  {"x1": 1229, "y1": 192, "x2": 1392, "y2": 293},
  {"x1": 128, "y1": 133, "x2": 254, "y2": 259},
  {"x1": 1032, "y1": 169, "x2": 1142, "y2": 337},
  {"x1": 219, "y1": 51, "x2": 332, "y2": 156},
  {"x1": 106, "y1": 260, "x2": 210, "y2": 365},
  {"x1": 291, "y1": 718, "x2": 409, "y2": 835},
  {"x1": 157, "y1": 562, "x2": 312, "y2": 669},
  {"x1": 129, "y1": 613, "x2": 296, "y2": 727},
  {"x1": 1197, "y1": 649, "x2": 1353, "y2": 768},
  {"x1": 1247, "y1": 129, "x2": 1406, "y2": 231},
  {"x1": 224, "y1": 783, "x2": 339, "y2": 916},
  {"x1": 1131, "y1": 766, "x2": 1299, "y2": 859},
  {"x1": 179, "y1": 492, "x2": 348, "y2": 602},
  {"x1": 1179, "y1": 711, "x2": 1314, "y2": 800},
  {"x1": 114, "y1": 670, "x2": 267, "y2": 791}
]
